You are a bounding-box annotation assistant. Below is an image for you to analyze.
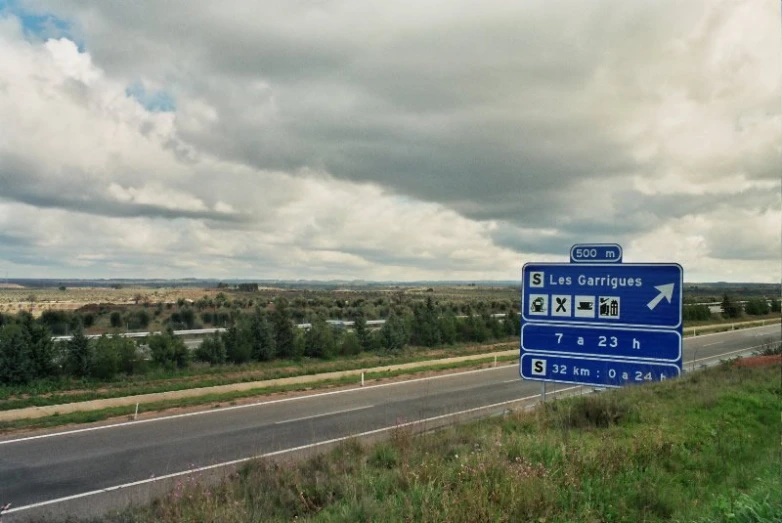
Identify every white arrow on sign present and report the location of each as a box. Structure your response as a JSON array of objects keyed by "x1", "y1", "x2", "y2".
[{"x1": 647, "y1": 283, "x2": 675, "y2": 311}]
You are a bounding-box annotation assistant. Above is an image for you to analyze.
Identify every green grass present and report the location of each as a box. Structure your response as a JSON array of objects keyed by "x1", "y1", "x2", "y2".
[
  {"x1": 0, "y1": 340, "x2": 517, "y2": 411},
  {"x1": 0, "y1": 355, "x2": 518, "y2": 433},
  {"x1": 70, "y1": 361, "x2": 781, "y2": 523}
]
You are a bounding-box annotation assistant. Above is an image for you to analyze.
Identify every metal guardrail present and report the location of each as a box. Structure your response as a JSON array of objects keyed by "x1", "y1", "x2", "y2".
[
  {"x1": 49, "y1": 316, "x2": 780, "y2": 343},
  {"x1": 685, "y1": 317, "x2": 780, "y2": 337},
  {"x1": 51, "y1": 327, "x2": 227, "y2": 342}
]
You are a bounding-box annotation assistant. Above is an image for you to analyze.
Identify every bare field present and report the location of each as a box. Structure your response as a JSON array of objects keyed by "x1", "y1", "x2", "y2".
[{"x1": 0, "y1": 287, "x2": 226, "y2": 317}]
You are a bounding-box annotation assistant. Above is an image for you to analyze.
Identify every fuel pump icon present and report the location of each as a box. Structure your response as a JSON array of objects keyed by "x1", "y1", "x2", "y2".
[{"x1": 531, "y1": 297, "x2": 545, "y2": 313}]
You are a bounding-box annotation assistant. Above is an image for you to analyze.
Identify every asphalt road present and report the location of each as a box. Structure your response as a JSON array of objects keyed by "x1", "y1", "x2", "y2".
[{"x1": 1, "y1": 324, "x2": 779, "y2": 518}]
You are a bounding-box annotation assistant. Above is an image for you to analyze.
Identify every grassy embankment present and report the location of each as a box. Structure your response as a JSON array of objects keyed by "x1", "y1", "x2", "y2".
[{"x1": 72, "y1": 360, "x2": 782, "y2": 523}]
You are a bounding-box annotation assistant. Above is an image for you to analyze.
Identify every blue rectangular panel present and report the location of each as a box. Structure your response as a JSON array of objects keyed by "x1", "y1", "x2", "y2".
[
  {"x1": 522, "y1": 263, "x2": 682, "y2": 329},
  {"x1": 570, "y1": 243, "x2": 623, "y2": 263},
  {"x1": 520, "y1": 354, "x2": 681, "y2": 388},
  {"x1": 521, "y1": 323, "x2": 681, "y2": 362}
]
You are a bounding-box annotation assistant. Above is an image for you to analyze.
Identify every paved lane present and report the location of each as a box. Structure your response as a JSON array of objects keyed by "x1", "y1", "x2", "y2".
[{"x1": 1, "y1": 324, "x2": 778, "y2": 515}]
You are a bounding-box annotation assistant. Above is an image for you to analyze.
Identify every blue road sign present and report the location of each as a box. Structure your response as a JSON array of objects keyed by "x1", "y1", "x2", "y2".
[
  {"x1": 522, "y1": 263, "x2": 683, "y2": 329},
  {"x1": 521, "y1": 323, "x2": 681, "y2": 362},
  {"x1": 519, "y1": 253, "x2": 683, "y2": 388},
  {"x1": 520, "y1": 353, "x2": 681, "y2": 388},
  {"x1": 570, "y1": 243, "x2": 623, "y2": 263}
]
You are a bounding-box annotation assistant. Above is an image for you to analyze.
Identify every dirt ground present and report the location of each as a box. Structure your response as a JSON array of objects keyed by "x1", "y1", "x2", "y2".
[{"x1": 732, "y1": 355, "x2": 782, "y2": 367}]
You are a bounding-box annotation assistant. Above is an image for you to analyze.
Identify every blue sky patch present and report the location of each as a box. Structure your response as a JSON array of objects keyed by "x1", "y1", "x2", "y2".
[
  {"x1": 0, "y1": 0, "x2": 83, "y2": 49},
  {"x1": 125, "y1": 82, "x2": 176, "y2": 112}
]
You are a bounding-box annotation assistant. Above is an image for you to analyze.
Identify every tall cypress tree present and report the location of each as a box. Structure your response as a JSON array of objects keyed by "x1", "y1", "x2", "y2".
[
  {"x1": 0, "y1": 324, "x2": 34, "y2": 385},
  {"x1": 65, "y1": 323, "x2": 92, "y2": 378},
  {"x1": 353, "y1": 310, "x2": 373, "y2": 352},
  {"x1": 273, "y1": 298, "x2": 296, "y2": 359},
  {"x1": 249, "y1": 307, "x2": 276, "y2": 361}
]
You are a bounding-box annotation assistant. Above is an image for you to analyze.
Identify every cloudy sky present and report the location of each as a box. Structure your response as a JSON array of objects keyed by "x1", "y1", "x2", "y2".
[{"x1": 0, "y1": 0, "x2": 779, "y2": 282}]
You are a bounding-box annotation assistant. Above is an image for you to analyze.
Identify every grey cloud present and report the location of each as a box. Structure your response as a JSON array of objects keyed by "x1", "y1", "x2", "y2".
[
  {"x1": 24, "y1": 0, "x2": 776, "y2": 240},
  {"x1": 491, "y1": 186, "x2": 781, "y2": 254},
  {"x1": 707, "y1": 231, "x2": 781, "y2": 262},
  {"x1": 0, "y1": 154, "x2": 250, "y2": 223},
  {"x1": 1, "y1": 0, "x2": 777, "y2": 282},
  {"x1": 0, "y1": 232, "x2": 36, "y2": 248}
]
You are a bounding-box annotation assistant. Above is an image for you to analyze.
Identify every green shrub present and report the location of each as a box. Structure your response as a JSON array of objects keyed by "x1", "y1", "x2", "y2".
[
  {"x1": 148, "y1": 332, "x2": 189, "y2": 371},
  {"x1": 117, "y1": 337, "x2": 143, "y2": 375},
  {"x1": 0, "y1": 324, "x2": 34, "y2": 385},
  {"x1": 92, "y1": 335, "x2": 119, "y2": 380},
  {"x1": 340, "y1": 331, "x2": 361, "y2": 356},
  {"x1": 195, "y1": 335, "x2": 227, "y2": 364}
]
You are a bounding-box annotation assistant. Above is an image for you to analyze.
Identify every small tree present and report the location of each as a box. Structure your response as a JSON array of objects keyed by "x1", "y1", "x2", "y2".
[
  {"x1": 353, "y1": 311, "x2": 373, "y2": 352},
  {"x1": 485, "y1": 313, "x2": 503, "y2": 339},
  {"x1": 223, "y1": 324, "x2": 251, "y2": 364},
  {"x1": 771, "y1": 298, "x2": 781, "y2": 313},
  {"x1": 720, "y1": 293, "x2": 742, "y2": 319},
  {"x1": 92, "y1": 335, "x2": 120, "y2": 380},
  {"x1": 339, "y1": 330, "x2": 361, "y2": 356},
  {"x1": 65, "y1": 324, "x2": 92, "y2": 378},
  {"x1": 305, "y1": 317, "x2": 336, "y2": 359},
  {"x1": 135, "y1": 309, "x2": 151, "y2": 329},
  {"x1": 149, "y1": 331, "x2": 189, "y2": 371},
  {"x1": 411, "y1": 298, "x2": 441, "y2": 347},
  {"x1": 380, "y1": 311, "x2": 408, "y2": 352},
  {"x1": 744, "y1": 299, "x2": 770, "y2": 316},
  {"x1": 273, "y1": 298, "x2": 296, "y2": 359},
  {"x1": 438, "y1": 311, "x2": 458, "y2": 345},
  {"x1": 110, "y1": 311, "x2": 122, "y2": 328},
  {"x1": 195, "y1": 334, "x2": 227, "y2": 365},
  {"x1": 0, "y1": 324, "x2": 34, "y2": 385},
  {"x1": 248, "y1": 308, "x2": 276, "y2": 361},
  {"x1": 116, "y1": 336, "x2": 142, "y2": 375},
  {"x1": 20, "y1": 314, "x2": 57, "y2": 379}
]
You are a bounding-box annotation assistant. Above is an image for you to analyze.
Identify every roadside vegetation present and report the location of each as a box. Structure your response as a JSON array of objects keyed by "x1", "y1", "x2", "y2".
[
  {"x1": 0, "y1": 294, "x2": 520, "y2": 387},
  {"x1": 0, "y1": 286, "x2": 778, "y2": 414},
  {"x1": 71, "y1": 360, "x2": 781, "y2": 523}
]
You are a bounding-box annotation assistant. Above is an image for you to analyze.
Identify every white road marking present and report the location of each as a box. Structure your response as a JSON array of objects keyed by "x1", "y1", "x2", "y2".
[
  {"x1": 274, "y1": 405, "x2": 373, "y2": 425},
  {"x1": 3, "y1": 337, "x2": 778, "y2": 514},
  {"x1": 3, "y1": 386, "x2": 581, "y2": 515},
  {"x1": 703, "y1": 342, "x2": 720, "y2": 347},
  {"x1": 0, "y1": 364, "x2": 516, "y2": 445},
  {"x1": 688, "y1": 343, "x2": 772, "y2": 364},
  {"x1": 1, "y1": 325, "x2": 778, "y2": 446},
  {"x1": 503, "y1": 379, "x2": 520, "y2": 383}
]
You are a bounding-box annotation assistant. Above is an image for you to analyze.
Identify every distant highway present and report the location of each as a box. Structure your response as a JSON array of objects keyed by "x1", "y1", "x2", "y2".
[{"x1": 1, "y1": 324, "x2": 779, "y2": 521}]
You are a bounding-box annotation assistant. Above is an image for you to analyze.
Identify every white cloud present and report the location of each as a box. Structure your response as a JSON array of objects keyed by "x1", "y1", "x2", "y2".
[{"x1": 0, "y1": 1, "x2": 779, "y2": 282}]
